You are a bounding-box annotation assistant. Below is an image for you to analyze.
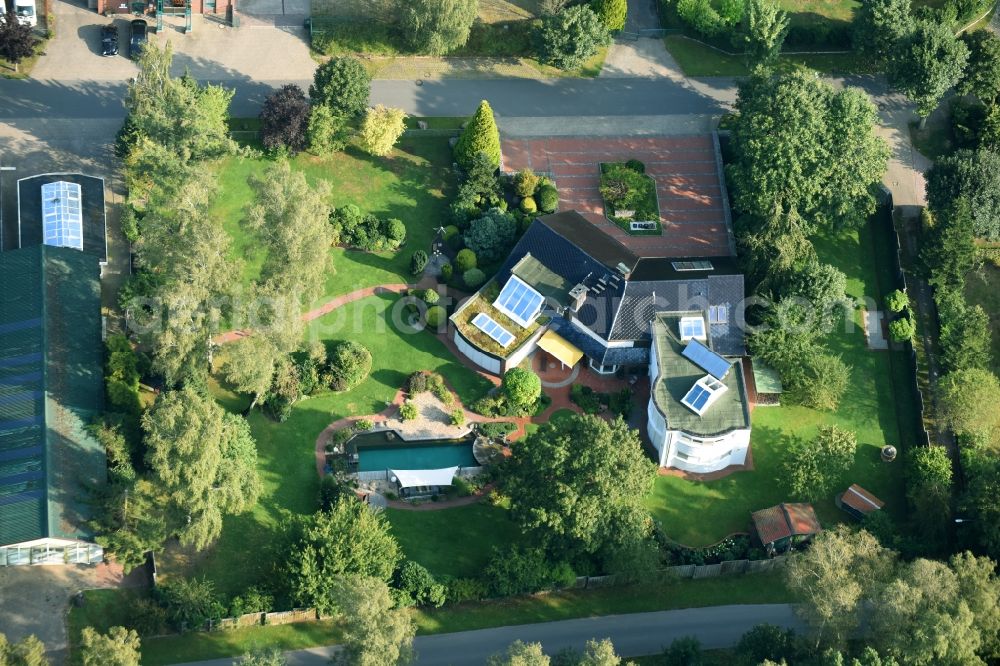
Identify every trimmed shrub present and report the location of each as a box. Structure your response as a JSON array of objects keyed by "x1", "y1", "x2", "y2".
[
  {"x1": 399, "y1": 401, "x2": 419, "y2": 421},
  {"x1": 625, "y1": 158, "x2": 645, "y2": 173},
  {"x1": 421, "y1": 288, "x2": 441, "y2": 305},
  {"x1": 327, "y1": 341, "x2": 373, "y2": 391},
  {"x1": 405, "y1": 372, "x2": 429, "y2": 394},
  {"x1": 519, "y1": 196, "x2": 537, "y2": 214},
  {"x1": 440, "y1": 263, "x2": 454, "y2": 281},
  {"x1": 450, "y1": 409, "x2": 465, "y2": 426},
  {"x1": 393, "y1": 561, "x2": 447, "y2": 608},
  {"x1": 354, "y1": 418, "x2": 374, "y2": 431},
  {"x1": 442, "y1": 225, "x2": 460, "y2": 241},
  {"x1": 455, "y1": 248, "x2": 478, "y2": 272},
  {"x1": 513, "y1": 168, "x2": 540, "y2": 198},
  {"x1": 537, "y1": 185, "x2": 559, "y2": 213},
  {"x1": 463, "y1": 268, "x2": 486, "y2": 289},
  {"x1": 591, "y1": 0, "x2": 627, "y2": 31},
  {"x1": 502, "y1": 367, "x2": 542, "y2": 407},
  {"x1": 886, "y1": 289, "x2": 909, "y2": 313},
  {"x1": 329, "y1": 204, "x2": 406, "y2": 252},
  {"x1": 889, "y1": 317, "x2": 916, "y2": 342},
  {"x1": 425, "y1": 305, "x2": 447, "y2": 329},
  {"x1": 454, "y1": 100, "x2": 502, "y2": 168},
  {"x1": 411, "y1": 250, "x2": 429, "y2": 274}
]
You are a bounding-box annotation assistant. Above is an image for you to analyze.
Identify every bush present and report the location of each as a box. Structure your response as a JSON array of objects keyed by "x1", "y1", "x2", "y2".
[
  {"x1": 455, "y1": 248, "x2": 478, "y2": 272},
  {"x1": 228, "y1": 586, "x2": 273, "y2": 616},
  {"x1": 405, "y1": 371, "x2": 428, "y2": 394},
  {"x1": 450, "y1": 408, "x2": 466, "y2": 426},
  {"x1": 625, "y1": 158, "x2": 645, "y2": 173},
  {"x1": 259, "y1": 84, "x2": 311, "y2": 154},
  {"x1": 309, "y1": 56, "x2": 371, "y2": 117},
  {"x1": 464, "y1": 208, "x2": 518, "y2": 262},
  {"x1": 889, "y1": 316, "x2": 916, "y2": 342},
  {"x1": 447, "y1": 577, "x2": 488, "y2": 602},
  {"x1": 443, "y1": 225, "x2": 460, "y2": 241},
  {"x1": 677, "y1": 0, "x2": 724, "y2": 36},
  {"x1": 318, "y1": 473, "x2": 354, "y2": 512},
  {"x1": 156, "y1": 579, "x2": 225, "y2": 632},
  {"x1": 502, "y1": 367, "x2": 542, "y2": 407},
  {"x1": 440, "y1": 263, "x2": 454, "y2": 281},
  {"x1": 569, "y1": 383, "x2": 602, "y2": 414},
  {"x1": 307, "y1": 104, "x2": 350, "y2": 154},
  {"x1": 886, "y1": 289, "x2": 909, "y2": 313},
  {"x1": 358, "y1": 104, "x2": 407, "y2": 157},
  {"x1": 327, "y1": 341, "x2": 373, "y2": 391},
  {"x1": 591, "y1": 0, "x2": 627, "y2": 30},
  {"x1": 463, "y1": 268, "x2": 486, "y2": 289},
  {"x1": 400, "y1": 0, "x2": 478, "y2": 55},
  {"x1": 536, "y1": 5, "x2": 610, "y2": 70},
  {"x1": 399, "y1": 401, "x2": 419, "y2": 421},
  {"x1": 483, "y1": 546, "x2": 557, "y2": 597},
  {"x1": 537, "y1": 185, "x2": 559, "y2": 213},
  {"x1": 601, "y1": 162, "x2": 650, "y2": 210},
  {"x1": 329, "y1": 204, "x2": 406, "y2": 252},
  {"x1": 513, "y1": 168, "x2": 540, "y2": 198},
  {"x1": 122, "y1": 596, "x2": 167, "y2": 637},
  {"x1": 355, "y1": 418, "x2": 374, "y2": 431},
  {"x1": 477, "y1": 420, "x2": 518, "y2": 438},
  {"x1": 662, "y1": 636, "x2": 703, "y2": 666},
  {"x1": 393, "y1": 561, "x2": 447, "y2": 608},
  {"x1": 519, "y1": 196, "x2": 537, "y2": 214},
  {"x1": 425, "y1": 305, "x2": 447, "y2": 329},
  {"x1": 421, "y1": 288, "x2": 440, "y2": 305},
  {"x1": 411, "y1": 250, "x2": 429, "y2": 275}
]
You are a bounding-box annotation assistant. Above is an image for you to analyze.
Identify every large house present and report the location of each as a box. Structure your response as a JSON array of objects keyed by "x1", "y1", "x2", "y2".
[
  {"x1": 0, "y1": 244, "x2": 107, "y2": 566},
  {"x1": 450, "y1": 212, "x2": 752, "y2": 473}
]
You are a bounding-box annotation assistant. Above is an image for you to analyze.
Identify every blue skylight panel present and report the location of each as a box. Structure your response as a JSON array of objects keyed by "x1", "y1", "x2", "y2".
[
  {"x1": 472, "y1": 313, "x2": 515, "y2": 348},
  {"x1": 682, "y1": 339, "x2": 732, "y2": 380},
  {"x1": 494, "y1": 276, "x2": 544, "y2": 328},
  {"x1": 41, "y1": 181, "x2": 83, "y2": 251},
  {"x1": 680, "y1": 317, "x2": 706, "y2": 340}
]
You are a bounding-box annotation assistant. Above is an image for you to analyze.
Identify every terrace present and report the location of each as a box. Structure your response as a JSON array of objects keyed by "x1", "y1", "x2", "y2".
[{"x1": 451, "y1": 281, "x2": 546, "y2": 357}]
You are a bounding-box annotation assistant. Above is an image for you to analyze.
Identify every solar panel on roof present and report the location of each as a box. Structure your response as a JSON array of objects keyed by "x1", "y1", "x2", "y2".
[
  {"x1": 682, "y1": 339, "x2": 732, "y2": 380},
  {"x1": 472, "y1": 313, "x2": 516, "y2": 348},
  {"x1": 40, "y1": 181, "x2": 83, "y2": 251},
  {"x1": 494, "y1": 276, "x2": 545, "y2": 328}
]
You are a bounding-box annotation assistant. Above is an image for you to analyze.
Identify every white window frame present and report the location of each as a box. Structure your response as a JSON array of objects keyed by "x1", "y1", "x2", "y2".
[
  {"x1": 679, "y1": 316, "x2": 707, "y2": 341},
  {"x1": 588, "y1": 359, "x2": 618, "y2": 375},
  {"x1": 709, "y1": 305, "x2": 728, "y2": 324}
]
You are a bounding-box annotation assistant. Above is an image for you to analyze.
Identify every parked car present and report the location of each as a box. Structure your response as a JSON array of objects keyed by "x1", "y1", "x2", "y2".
[
  {"x1": 128, "y1": 19, "x2": 147, "y2": 59},
  {"x1": 101, "y1": 24, "x2": 118, "y2": 57}
]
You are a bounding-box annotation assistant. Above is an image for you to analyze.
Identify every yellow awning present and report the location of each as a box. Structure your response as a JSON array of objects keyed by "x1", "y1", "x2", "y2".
[{"x1": 537, "y1": 329, "x2": 584, "y2": 368}]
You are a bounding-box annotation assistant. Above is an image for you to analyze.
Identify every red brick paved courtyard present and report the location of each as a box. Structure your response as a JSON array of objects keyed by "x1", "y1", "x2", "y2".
[{"x1": 502, "y1": 135, "x2": 733, "y2": 258}]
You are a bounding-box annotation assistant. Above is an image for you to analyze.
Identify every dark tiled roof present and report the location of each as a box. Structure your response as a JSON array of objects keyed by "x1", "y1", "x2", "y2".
[
  {"x1": 630, "y1": 256, "x2": 742, "y2": 281},
  {"x1": 0, "y1": 246, "x2": 105, "y2": 547},
  {"x1": 538, "y1": 211, "x2": 638, "y2": 272},
  {"x1": 708, "y1": 274, "x2": 746, "y2": 356}
]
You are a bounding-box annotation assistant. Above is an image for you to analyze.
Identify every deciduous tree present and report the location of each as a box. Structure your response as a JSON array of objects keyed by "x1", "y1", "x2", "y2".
[
  {"x1": 487, "y1": 641, "x2": 549, "y2": 666},
  {"x1": 505, "y1": 414, "x2": 656, "y2": 560},
  {"x1": 259, "y1": 84, "x2": 311, "y2": 154},
  {"x1": 309, "y1": 56, "x2": 371, "y2": 118},
  {"x1": 80, "y1": 627, "x2": 141, "y2": 666},
  {"x1": 463, "y1": 208, "x2": 517, "y2": 262},
  {"x1": 358, "y1": 105, "x2": 407, "y2": 157},
  {"x1": 288, "y1": 500, "x2": 401, "y2": 615},
  {"x1": 925, "y1": 149, "x2": 1000, "y2": 241},
  {"x1": 938, "y1": 368, "x2": 1000, "y2": 447},
  {"x1": 536, "y1": 5, "x2": 609, "y2": 71},
  {"x1": 906, "y1": 446, "x2": 953, "y2": 551},
  {"x1": 744, "y1": 0, "x2": 788, "y2": 65},
  {"x1": 222, "y1": 336, "x2": 280, "y2": 412},
  {"x1": 888, "y1": 19, "x2": 969, "y2": 122},
  {"x1": 502, "y1": 368, "x2": 541, "y2": 407},
  {"x1": 400, "y1": 0, "x2": 478, "y2": 55},
  {"x1": 237, "y1": 649, "x2": 286, "y2": 666},
  {"x1": 331, "y1": 575, "x2": 415, "y2": 666},
  {"x1": 784, "y1": 426, "x2": 857, "y2": 501},
  {"x1": 0, "y1": 10, "x2": 38, "y2": 73},
  {"x1": 785, "y1": 526, "x2": 896, "y2": 647},
  {"x1": 852, "y1": 0, "x2": 912, "y2": 65},
  {"x1": 957, "y1": 30, "x2": 1000, "y2": 105},
  {"x1": 591, "y1": 0, "x2": 627, "y2": 31}
]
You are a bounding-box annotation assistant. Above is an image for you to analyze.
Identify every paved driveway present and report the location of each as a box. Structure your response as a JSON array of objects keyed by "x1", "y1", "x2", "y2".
[{"x1": 0, "y1": 563, "x2": 138, "y2": 663}]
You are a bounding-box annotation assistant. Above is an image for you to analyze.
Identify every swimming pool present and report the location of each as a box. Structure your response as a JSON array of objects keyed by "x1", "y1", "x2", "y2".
[{"x1": 351, "y1": 432, "x2": 479, "y2": 472}]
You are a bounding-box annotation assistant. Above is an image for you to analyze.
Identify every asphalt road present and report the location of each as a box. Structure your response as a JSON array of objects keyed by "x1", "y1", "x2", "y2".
[
  {"x1": 171, "y1": 604, "x2": 803, "y2": 666},
  {"x1": 0, "y1": 76, "x2": 733, "y2": 120}
]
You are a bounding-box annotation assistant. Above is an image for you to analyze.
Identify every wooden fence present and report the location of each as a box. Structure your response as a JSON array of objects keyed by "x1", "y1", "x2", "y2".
[
  {"x1": 205, "y1": 608, "x2": 319, "y2": 631},
  {"x1": 574, "y1": 556, "x2": 787, "y2": 588}
]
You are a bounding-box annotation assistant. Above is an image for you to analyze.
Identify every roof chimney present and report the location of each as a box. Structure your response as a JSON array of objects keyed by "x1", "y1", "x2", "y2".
[
  {"x1": 568, "y1": 283, "x2": 589, "y2": 312},
  {"x1": 615, "y1": 262, "x2": 632, "y2": 279}
]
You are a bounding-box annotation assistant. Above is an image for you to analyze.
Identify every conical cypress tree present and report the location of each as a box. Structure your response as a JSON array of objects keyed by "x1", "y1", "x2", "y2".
[{"x1": 454, "y1": 100, "x2": 502, "y2": 169}]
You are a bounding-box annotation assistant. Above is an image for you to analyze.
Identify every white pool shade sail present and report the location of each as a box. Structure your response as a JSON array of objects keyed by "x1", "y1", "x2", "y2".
[{"x1": 389, "y1": 467, "x2": 459, "y2": 488}]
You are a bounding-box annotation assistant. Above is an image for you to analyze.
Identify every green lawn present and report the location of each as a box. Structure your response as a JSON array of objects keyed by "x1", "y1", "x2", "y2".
[
  {"x1": 161, "y1": 294, "x2": 492, "y2": 597},
  {"x1": 646, "y1": 221, "x2": 909, "y2": 546},
  {"x1": 664, "y1": 35, "x2": 871, "y2": 77},
  {"x1": 386, "y1": 503, "x2": 522, "y2": 579},
  {"x1": 210, "y1": 137, "x2": 454, "y2": 307},
  {"x1": 965, "y1": 262, "x2": 1000, "y2": 376}
]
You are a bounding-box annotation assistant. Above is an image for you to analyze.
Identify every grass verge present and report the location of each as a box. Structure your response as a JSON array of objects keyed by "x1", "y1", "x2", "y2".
[{"x1": 664, "y1": 35, "x2": 870, "y2": 77}]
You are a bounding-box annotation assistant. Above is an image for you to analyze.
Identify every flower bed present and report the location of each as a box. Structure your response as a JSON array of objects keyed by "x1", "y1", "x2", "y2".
[{"x1": 599, "y1": 161, "x2": 661, "y2": 236}]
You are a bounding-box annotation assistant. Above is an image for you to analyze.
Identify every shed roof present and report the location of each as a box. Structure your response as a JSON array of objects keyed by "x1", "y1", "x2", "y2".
[
  {"x1": 841, "y1": 484, "x2": 884, "y2": 515},
  {"x1": 0, "y1": 245, "x2": 106, "y2": 547},
  {"x1": 752, "y1": 503, "x2": 821, "y2": 545},
  {"x1": 752, "y1": 360, "x2": 784, "y2": 394}
]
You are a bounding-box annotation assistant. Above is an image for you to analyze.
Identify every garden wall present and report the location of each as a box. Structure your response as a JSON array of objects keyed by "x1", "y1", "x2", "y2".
[{"x1": 575, "y1": 556, "x2": 787, "y2": 588}]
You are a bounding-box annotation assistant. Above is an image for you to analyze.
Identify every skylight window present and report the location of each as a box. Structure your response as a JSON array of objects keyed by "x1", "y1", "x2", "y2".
[
  {"x1": 472, "y1": 313, "x2": 515, "y2": 348},
  {"x1": 671, "y1": 260, "x2": 714, "y2": 272},
  {"x1": 681, "y1": 375, "x2": 728, "y2": 415},
  {"x1": 493, "y1": 276, "x2": 545, "y2": 328},
  {"x1": 679, "y1": 316, "x2": 707, "y2": 341},
  {"x1": 709, "y1": 305, "x2": 728, "y2": 324},
  {"x1": 41, "y1": 181, "x2": 83, "y2": 251}
]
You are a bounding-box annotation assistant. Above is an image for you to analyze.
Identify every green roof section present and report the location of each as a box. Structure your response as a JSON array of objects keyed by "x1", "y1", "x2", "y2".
[
  {"x1": 651, "y1": 312, "x2": 750, "y2": 437},
  {"x1": 510, "y1": 254, "x2": 572, "y2": 308},
  {"x1": 0, "y1": 245, "x2": 105, "y2": 547},
  {"x1": 752, "y1": 360, "x2": 784, "y2": 394}
]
